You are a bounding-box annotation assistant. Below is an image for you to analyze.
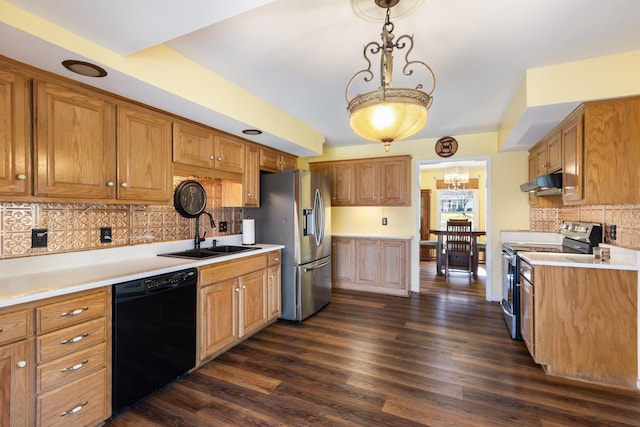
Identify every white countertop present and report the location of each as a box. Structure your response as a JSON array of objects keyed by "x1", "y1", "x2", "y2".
[
  {"x1": 518, "y1": 245, "x2": 639, "y2": 271},
  {"x1": 0, "y1": 236, "x2": 284, "y2": 308}
]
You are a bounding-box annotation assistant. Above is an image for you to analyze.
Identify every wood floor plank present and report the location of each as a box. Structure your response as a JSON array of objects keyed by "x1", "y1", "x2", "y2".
[{"x1": 107, "y1": 261, "x2": 640, "y2": 426}]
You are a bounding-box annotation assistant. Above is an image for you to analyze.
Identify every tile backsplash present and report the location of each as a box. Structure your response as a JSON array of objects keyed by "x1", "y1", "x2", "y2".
[
  {"x1": 531, "y1": 204, "x2": 640, "y2": 249},
  {"x1": 0, "y1": 177, "x2": 242, "y2": 259}
]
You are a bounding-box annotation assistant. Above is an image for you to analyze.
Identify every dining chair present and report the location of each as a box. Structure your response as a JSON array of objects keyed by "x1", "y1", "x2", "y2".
[{"x1": 444, "y1": 219, "x2": 473, "y2": 278}]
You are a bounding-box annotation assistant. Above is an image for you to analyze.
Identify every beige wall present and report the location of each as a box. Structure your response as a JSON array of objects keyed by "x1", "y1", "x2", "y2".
[{"x1": 305, "y1": 132, "x2": 531, "y2": 300}]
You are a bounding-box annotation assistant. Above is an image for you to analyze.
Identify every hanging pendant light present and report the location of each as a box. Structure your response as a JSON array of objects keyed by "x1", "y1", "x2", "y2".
[{"x1": 346, "y1": 0, "x2": 435, "y2": 152}]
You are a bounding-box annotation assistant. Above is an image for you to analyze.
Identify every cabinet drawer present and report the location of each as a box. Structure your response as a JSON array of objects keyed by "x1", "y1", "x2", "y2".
[
  {"x1": 201, "y1": 254, "x2": 267, "y2": 285},
  {"x1": 36, "y1": 290, "x2": 106, "y2": 334},
  {"x1": 37, "y1": 342, "x2": 106, "y2": 392},
  {"x1": 0, "y1": 309, "x2": 31, "y2": 345},
  {"x1": 37, "y1": 368, "x2": 108, "y2": 427},
  {"x1": 37, "y1": 317, "x2": 106, "y2": 363},
  {"x1": 268, "y1": 251, "x2": 281, "y2": 266}
]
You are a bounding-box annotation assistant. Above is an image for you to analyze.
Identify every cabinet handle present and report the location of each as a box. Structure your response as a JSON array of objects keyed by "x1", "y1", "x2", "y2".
[
  {"x1": 120, "y1": 182, "x2": 128, "y2": 188},
  {"x1": 16, "y1": 173, "x2": 26, "y2": 180},
  {"x1": 59, "y1": 401, "x2": 88, "y2": 417},
  {"x1": 61, "y1": 359, "x2": 89, "y2": 373},
  {"x1": 242, "y1": 285, "x2": 246, "y2": 289},
  {"x1": 209, "y1": 155, "x2": 215, "y2": 160},
  {"x1": 106, "y1": 181, "x2": 115, "y2": 187},
  {"x1": 217, "y1": 157, "x2": 223, "y2": 161},
  {"x1": 235, "y1": 288, "x2": 240, "y2": 292},
  {"x1": 273, "y1": 257, "x2": 279, "y2": 261},
  {"x1": 60, "y1": 333, "x2": 89, "y2": 345},
  {"x1": 60, "y1": 306, "x2": 88, "y2": 317},
  {"x1": 17, "y1": 360, "x2": 27, "y2": 368}
]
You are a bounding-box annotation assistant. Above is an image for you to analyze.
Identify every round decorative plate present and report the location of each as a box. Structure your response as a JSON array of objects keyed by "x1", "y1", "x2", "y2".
[
  {"x1": 435, "y1": 136, "x2": 458, "y2": 158},
  {"x1": 174, "y1": 180, "x2": 207, "y2": 218}
]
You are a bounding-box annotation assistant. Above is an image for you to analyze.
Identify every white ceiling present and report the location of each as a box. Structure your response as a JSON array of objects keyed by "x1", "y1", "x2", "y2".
[{"x1": 2, "y1": 0, "x2": 640, "y2": 156}]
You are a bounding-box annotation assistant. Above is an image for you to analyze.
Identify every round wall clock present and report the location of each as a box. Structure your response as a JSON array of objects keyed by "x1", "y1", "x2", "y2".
[
  {"x1": 435, "y1": 136, "x2": 458, "y2": 158},
  {"x1": 174, "y1": 180, "x2": 207, "y2": 218}
]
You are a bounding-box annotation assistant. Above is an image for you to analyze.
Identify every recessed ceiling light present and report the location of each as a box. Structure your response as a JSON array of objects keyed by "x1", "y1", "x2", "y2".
[
  {"x1": 242, "y1": 129, "x2": 263, "y2": 136},
  {"x1": 62, "y1": 60, "x2": 108, "y2": 78}
]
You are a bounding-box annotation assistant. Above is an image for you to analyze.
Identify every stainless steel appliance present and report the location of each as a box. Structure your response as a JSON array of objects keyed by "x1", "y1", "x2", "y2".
[
  {"x1": 246, "y1": 170, "x2": 331, "y2": 321},
  {"x1": 112, "y1": 268, "x2": 197, "y2": 414},
  {"x1": 501, "y1": 221, "x2": 602, "y2": 339}
]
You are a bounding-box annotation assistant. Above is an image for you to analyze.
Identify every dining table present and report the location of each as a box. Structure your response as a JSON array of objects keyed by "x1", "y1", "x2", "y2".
[{"x1": 428, "y1": 229, "x2": 486, "y2": 278}]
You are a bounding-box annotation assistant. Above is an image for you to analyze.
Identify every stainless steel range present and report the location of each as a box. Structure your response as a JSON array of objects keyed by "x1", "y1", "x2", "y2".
[{"x1": 500, "y1": 221, "x2": 603, "y2": 339}]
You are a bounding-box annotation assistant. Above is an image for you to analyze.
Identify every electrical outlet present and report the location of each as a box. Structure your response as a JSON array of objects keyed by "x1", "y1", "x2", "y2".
[
  {"x1": 219, "y1": 221, "x2": 228, "y2": 232},
  {"x1": 382, "y1": 217, "x2": 388, "y2": 226},
  {"x1": 609, "y1": 224, "x2": 617, "y2": 241},
  {"x1": 100, "y1": 227, "x2": 113, "y2": 243},
  {"x1": 31, "y1": 228, "x2": 48, "y2": 248}
]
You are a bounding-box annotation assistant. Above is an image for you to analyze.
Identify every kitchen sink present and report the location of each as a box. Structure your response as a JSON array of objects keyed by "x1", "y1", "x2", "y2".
[
  {"x1": 158, "y1": 246, "x2": 259, "y2": 259},
  {"x1": 158, "y1": 249, "x2": 224, "y2": 259},
  {"x1": 208, "y1": 245, "x2": 259, "y2": 253}
]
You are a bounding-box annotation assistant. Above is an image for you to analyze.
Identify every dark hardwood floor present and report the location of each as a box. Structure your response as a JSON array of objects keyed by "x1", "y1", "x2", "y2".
[{"x1": 107, "y1": 261, "x2": 640, "y2": 426}]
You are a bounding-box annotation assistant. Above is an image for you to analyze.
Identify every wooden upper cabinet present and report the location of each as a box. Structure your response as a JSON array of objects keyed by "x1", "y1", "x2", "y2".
[
  {"x1": 259, "y1": 148, "x2": 297, "y2": 172},
  {"x1": 117, "y1": 104, "x2": 173, "y2": 202},
  {"x1": 173, "y1": 120, "x2": 215, "y2": 168},
  {"x1": 311, "y1": 156, "x2": 410, "y2": 207},
  {"x1": 530, "y1": 131, "x2": 562, "y2": 177},
  {"x1": 214, "y1": 135, "x2": 245, "y2": 174},
  {"x1": 561, "y1": 107, "x2": 584, "y2": 204},
  {"x1": 0, "y1": 67, "x2": 30, "y2": 197},
  {"x1": 34, "y1": 80, "x2": 117, "y2": 199},
  {"x1": 243, "y1": 144, "x2": 260, "y2": 207}
]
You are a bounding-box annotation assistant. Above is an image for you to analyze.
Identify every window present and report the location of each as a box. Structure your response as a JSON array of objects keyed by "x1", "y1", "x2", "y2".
[{"x1": 436, "y1": 189, "x2": 478, "y2": 229}]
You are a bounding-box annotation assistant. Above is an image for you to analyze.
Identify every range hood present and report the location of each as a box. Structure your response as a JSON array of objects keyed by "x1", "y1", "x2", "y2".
[{"x1": 520, "y1": 172, "x2": 563, "y2": 196}]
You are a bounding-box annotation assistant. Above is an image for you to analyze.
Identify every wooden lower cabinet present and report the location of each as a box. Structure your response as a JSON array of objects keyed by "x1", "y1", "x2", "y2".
[
  {"x1": 0, "y1": 288, "x2": 111, "y2": 427},
  {"x1": 0, "y1": 339, "x2": 32, "y2": 427},
  {"x1": 332, "y1": 237, "x2": 410, "y2": 296},
  {"x1": 267, "y1": 251, "x2": 282, "y2": 321},
  {"x1": 198, "y1": 251, "x2": 281, "y2": 363},
  {"x1": 521, "y1": 261, "x2": 638, "y2": 390}
]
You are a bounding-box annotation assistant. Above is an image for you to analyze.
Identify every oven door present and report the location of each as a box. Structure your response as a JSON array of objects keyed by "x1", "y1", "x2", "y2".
[{"x1": 500, "y1": 249, "x2": 521, "y2": 339}]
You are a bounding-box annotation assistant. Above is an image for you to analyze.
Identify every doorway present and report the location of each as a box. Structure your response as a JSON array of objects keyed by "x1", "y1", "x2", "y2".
[{"x1": 414, "y1": 157, "x2": 490, "y2": 299}]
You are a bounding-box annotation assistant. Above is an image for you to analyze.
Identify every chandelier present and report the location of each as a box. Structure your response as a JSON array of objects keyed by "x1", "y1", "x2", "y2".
[
  {"x1": 444, "y1": 166, "x2": 469, "y2": 190},
  {"x1": 345, "y1": 0, "x2": 436, "y2": 152}
]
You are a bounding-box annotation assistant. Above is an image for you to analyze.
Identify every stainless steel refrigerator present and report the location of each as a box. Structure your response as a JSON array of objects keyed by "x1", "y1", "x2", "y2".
[{"x1": 246, "y1": 170, "x2": 331, "y2": 321}]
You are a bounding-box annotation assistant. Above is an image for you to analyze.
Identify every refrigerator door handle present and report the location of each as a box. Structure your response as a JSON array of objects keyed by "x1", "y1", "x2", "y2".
[
  {"x1": 303, "y1": 259, "x2": 330, "y2": 272},
  {"x1": 313, "y1": 187, "x2": 324, "y2": 246}
]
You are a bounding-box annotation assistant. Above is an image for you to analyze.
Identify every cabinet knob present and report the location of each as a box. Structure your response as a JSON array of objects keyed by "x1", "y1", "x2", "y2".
[
  {"x1": 209, "y1": 155, "x2": 215, "y2": 160},
  {"x1": 217, "y1": 157, "x2": 223, "y2": 161},
  {"x1": 120, "y1": 182, "x2": 128, "y2": 188},
  {"x1": 17, "y1": 360, "x2": 27, "y2": 368},
  {"x1": 235, "y1": 288, "x2": 240, "y2": 292},
  {"x1": 16, "y1": 173, "x2": 26, "y2": 180},
  {"x1": 242, "y1": 285, "x2": 246, "y2": 289},
  {"x1": 106, "y1": 181, "x2": 115, "y2": 187},
  {"x1": 247, "y1": 193, "x2": 252, "y2": 197}
]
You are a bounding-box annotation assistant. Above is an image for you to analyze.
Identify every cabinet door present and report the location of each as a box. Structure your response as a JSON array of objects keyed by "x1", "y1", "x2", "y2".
[
  {"x1": 117, "y1": 104, "x2": 172, "y2": 202},
  {"x1": 0, "y1": 340, "x2": 31, "y2": 427},
  {"x1": 354, "y1": 238, "x2": 379, "y2": 285},
  {"x1": 379, "y1": 240, "x2": 407, "y2": 289},
  {"x1": 531, "y1": 143, "x2": 547, "y2": 176},
  {"x1": 259, "y1": 148, "x2": 280, "y2": 172},
  {"x1": 172, "y1": 121, "x2": 215, "y2": 168},
  {"x1": 34, "y1": 80, "x2": 116, "y2": 199},
  {"x1": 267, "y1": 265, "x2": 281, "y2": 321},
  {"x1": 520, "y1": 275, "x2": 534, "y2": 358},
  {"x1": 331, "y1": 164, "x2": 356, "y2": 206},
  {"x1": 354, "y1": 161, "x2": 379, "y2": 205},
  {"x1": 546, "y1": 132, "x2": 562, "y2": 172},
  {"x1": 379, "y1": 158, "x2": 409, "y2": 206},
  {"x1": 200, "y1": 279, "x2": 238, "y2": 361},
  {"x1": 239, "y1": 270, "x2": 267, "y2": 338},
  {"x1": 243, "y1": 145, "x2": 260, "y2": 207},
  {"x1": 214, "y1": 136, "x2": 245, "y2": 173},
  {"x1": 332, "y1": 237, "x2": 354, "y2": 283},
  {"x1": 279, "y1": 154, "x2": 297, "y2": 171},
  {"x1": 0, "y1": 68, "x2": 30, "y2": 196},
  {"x1": 562, "y1": 110, "x2": 584, "y2": 203}
]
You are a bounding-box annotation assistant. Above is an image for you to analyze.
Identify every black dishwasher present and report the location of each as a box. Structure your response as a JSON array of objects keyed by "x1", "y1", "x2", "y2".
[{"x1": 112, "y1": 268, "x2": 197, "y2": 414}]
